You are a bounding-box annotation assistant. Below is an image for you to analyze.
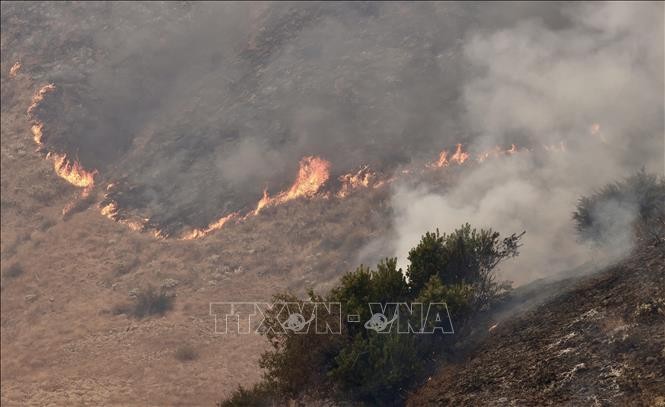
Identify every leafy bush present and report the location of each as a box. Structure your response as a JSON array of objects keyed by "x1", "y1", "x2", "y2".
[
  {"x1": 407, "y1": 224, "x2": 523, "y2": 309},
  {"x1": 227, "y1": 224, "x2": 523, "y2": 405},
  {"x1": 330, "y1": 330, "x2": 420, "y2": 403},
  {"x1": 573, "y1": 170, "x2": 665, "y2": 243},
  {"x1": 258, "y1": 292, "x2": 346, "y2": 398}
]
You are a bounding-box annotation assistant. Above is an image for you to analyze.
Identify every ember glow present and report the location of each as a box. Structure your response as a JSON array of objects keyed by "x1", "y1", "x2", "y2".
[
  {"x1": 9, "y1": 61, "x2": 21, "y2": 77},
  {"x1": 27, "y1": 83, "x2": 56, "y2": 116},
  {"x1": 101, "y1": 201, "x2": 151, "y2": 234},
  {"x1": 430, "y1": 143, "x2": 523, "y2": 168}
]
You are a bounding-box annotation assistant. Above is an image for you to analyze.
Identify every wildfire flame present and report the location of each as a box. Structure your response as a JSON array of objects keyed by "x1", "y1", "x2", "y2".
[
  {"x1": 50, "y1": 153, "x2": 96, "y2": 189},
  {"x1": 337, "y1": 165, "x2": 376, "y2": 198},
  {"x1": 27, "y1": 83, "x2": 56, "y2": 116},
  {"x1": 430, "y1": 143, "x2": 471, "y2": 168},
  {"x1": 31, "y1": 122, "x2": 45, "y2": 145},
  {"x1": 9, "y1": 61, "x2": 21, "y2": 77},
  {"x1": 450, "y1": 143, "x2": 470, "y2": 165},
  {"x1": 432, "y1": 150, "x2": 449, "y2": 168},
  {"x1": 254, "y1": 155, "x2": 331, "y2": 215},
  {"x1": 26, "y1": 82, "x2": 98, "y2": 211},
  {"x1": 100, "y1": 202, "x2": 118, "y2": 218},
  {"x1": 181, "y1": 213, "x2": 239, "y2": 240},
  {"x1": 431, "y1": 143, "x2": 528, "y2": 168}
]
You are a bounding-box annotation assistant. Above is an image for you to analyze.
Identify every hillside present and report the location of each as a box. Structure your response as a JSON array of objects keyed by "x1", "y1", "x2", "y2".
[{"x1": 409, "y1": 244, "x2": 665, "y2": 406}]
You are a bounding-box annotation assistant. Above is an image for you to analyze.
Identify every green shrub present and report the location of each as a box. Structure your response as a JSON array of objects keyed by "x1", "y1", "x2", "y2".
[
  {"x1": 406, "y1": 224, "x2": 523, "y2": 309},
  {"x1": 330, "y1": 330, "x2": 421, "y2": 403},
  {"x1": 258, "y1": 292, "x2": 346, "y2": 398},
  {"x1": 222, "y1": 224, "x2": 522, "y2": 405}
]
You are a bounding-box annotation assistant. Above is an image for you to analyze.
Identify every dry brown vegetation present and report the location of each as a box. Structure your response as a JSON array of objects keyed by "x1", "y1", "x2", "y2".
[{"x1": 0, "y1": 50, "x2": 394, "y2": 405}]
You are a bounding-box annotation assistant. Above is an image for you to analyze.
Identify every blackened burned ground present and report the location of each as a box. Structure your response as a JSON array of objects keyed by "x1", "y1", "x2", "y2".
[
  {"x1": 4, "y1": 2, "x2": 489, "y2": 235},
  {"x1": 408, "y1": 244, "x2": 665, "y2": 406}
]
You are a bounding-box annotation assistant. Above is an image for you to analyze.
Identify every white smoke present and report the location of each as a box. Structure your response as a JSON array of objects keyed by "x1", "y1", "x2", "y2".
[{"x1": 386, "y1": 1, "x2": 664, "y2": 284}]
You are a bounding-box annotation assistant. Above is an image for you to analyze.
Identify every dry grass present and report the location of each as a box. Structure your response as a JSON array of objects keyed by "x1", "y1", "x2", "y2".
[{"x1": 174, "y1": 344, "x2": 198, "y2": 362}]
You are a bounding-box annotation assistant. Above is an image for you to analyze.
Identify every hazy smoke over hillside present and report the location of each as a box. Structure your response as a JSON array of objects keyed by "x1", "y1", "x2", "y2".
[
  {"x1": 382, "y1": 2, "x2": 664, "y2": 283},
  {"x1": 5, "y1": 2, "x2": 663, "y2": 256}
]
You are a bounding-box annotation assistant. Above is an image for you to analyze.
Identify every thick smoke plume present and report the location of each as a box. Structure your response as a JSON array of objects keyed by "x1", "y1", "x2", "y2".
[
  {"x1": 4, "y1": 2, "x2": 663, "y2": 255},
  {"x1": 382, "y1": 2, "x2": 664, "y2": 283}
]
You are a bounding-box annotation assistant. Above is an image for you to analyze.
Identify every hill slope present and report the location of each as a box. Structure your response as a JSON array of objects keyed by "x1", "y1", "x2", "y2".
[{"x1": 409, "y1": 244, "x2": 665, "y2": 406}]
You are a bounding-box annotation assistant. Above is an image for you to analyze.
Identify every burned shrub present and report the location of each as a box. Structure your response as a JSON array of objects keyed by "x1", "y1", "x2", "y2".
[{"x1": 574, "y1": 170, "x2": 665, "y2": 244}]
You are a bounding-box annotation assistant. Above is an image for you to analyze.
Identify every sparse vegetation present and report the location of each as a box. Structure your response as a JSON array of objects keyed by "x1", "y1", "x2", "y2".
[
  {"x1": 133, "y1": 286, "x2": 174, "y2": 318},
  {"x1": 38, "y1": 217, "x2": 56, "y2": 231},
  {"x1": 113, "y1": 257, "x2": 139, "y2": 276},
  {"x1": 113, "y1": 286, "x2": 174, "y2": 318},
  {"x1": 175, "y1": 344, "x2": 198, "y2": 362},
  {"x1": 634, "y1": 298, "x2": 665, "y2": 321},
  {"x1": 3, "y1": 262, "x2": 24, "y2": 279},
  {"x1": 223, "y1": 224, "x2": 523, "y2": 405}
]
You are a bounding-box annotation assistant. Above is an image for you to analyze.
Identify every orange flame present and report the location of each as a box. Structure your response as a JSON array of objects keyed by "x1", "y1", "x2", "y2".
[
  {"x1": 254, "y1": 155, "x2": 331, "y2": 214},
  {"x1": 430, "y1": 144, "x2": 470, "y2": 168},
  {"x1": 450, "y1": 143, "x2": 470, "y2": 165},
  {"x1": 432, "y1": 150, "x2": 449, "y2": 168},
  {"x1": 27, "y1": 83, "x2": 56, "y2": 116},
  {"x1": 181, "y1": 213, "x2": 239, "y2": 240},
  {"x1": 31, "y1": 122, "x2": 45, "y2": 145},
  {"x1": 101, "y1": 202, "x2": 118, "y2": 218},
  {"x1": 337, "y1": 165, "x2": 375, "y2": 198},
  {"x1": 100, "y1": 198, "x2": 153, "y2": 234},
  {"x1": 50, "y1": 153, "x2": 96, "y2": 189},
  {"x1": 9, "y1": 61, "x2": 21, "y2": 77}
]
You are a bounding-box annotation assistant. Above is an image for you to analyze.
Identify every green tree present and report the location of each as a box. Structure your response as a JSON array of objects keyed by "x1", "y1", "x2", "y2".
[{"x1": 406, "y1": 224, "x2": 523, "y2": 309}]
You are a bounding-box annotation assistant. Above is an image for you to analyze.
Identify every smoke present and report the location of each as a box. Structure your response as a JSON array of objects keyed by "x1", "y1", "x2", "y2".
[
  {"x1": 381, "y1": 1, "x2": 664, "y2": 284},
  {"x1": 4, "y1": 2, "x2": 663, "y2": 243}
]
